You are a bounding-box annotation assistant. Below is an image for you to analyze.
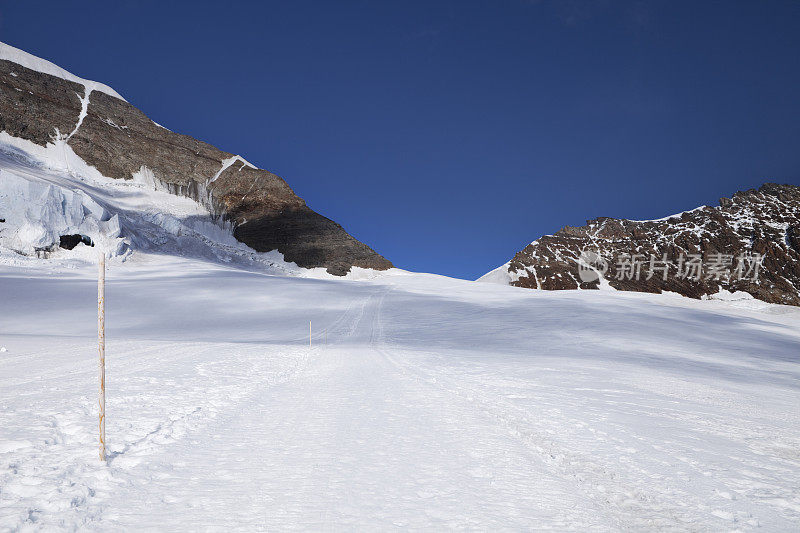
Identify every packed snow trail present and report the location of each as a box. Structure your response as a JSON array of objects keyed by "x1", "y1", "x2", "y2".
[
  {"x1": 2, "y1": 257, "x2": 800, "y2": 530},
  {"x1": 98, "y1": 288, "x2": 610, "y2": 530}
]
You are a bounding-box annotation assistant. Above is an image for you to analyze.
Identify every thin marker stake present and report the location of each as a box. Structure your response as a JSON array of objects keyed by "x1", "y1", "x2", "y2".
[{"x1": 98, "y1": 252, "x2": 106, "y2": 462}]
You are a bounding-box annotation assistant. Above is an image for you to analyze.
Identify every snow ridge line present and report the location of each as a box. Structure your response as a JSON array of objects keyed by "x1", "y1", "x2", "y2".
[{"x1": 0, "y1": 40, "x2": 126, "y2": 101}]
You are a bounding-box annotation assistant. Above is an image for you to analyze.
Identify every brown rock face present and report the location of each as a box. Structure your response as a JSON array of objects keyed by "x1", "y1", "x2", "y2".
[
  {"x1": 491, "y1": 184, "x2": 800, "y2": 306},
  {"x1": 0, "y1": 56, "x2": 391, "y2": 274}
]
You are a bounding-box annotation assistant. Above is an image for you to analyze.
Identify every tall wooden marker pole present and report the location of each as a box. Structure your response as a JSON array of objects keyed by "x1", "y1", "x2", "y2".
[
  {"x1": 98, "y1": 253, "x2": 106, "y2": 462},
  {"x1": 309, "y1": 320, "x2": 312, "y2": 348}
]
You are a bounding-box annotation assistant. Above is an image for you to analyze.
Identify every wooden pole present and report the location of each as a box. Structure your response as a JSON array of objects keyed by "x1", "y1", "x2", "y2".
[
  {"x1": 309, "y1": 319, "x2": 312, "y2": 348},
  {"x1": 98, "y1": 252, "x2": 106, "y2": 462}
]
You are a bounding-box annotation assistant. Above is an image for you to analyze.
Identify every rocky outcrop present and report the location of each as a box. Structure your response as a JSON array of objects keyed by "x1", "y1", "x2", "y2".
[
  {"x1": 481, "y1": 184, "x2": 800, "y2": 306},
  {"x1": 0, "y1": 43, "x2": 391, "y2": 274}
]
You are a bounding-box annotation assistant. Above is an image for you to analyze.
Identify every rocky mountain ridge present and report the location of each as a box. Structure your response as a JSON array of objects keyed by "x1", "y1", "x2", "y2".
[
  {"x1": 0, "y1": 41, "x2": 391, "y2": 275},
  {"x1": 480, "y1": 183, "x2": 800, "y2": 306}
]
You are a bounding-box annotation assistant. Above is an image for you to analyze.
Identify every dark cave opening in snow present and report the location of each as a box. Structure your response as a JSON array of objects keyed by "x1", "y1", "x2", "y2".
[{"x1": 59, "y1": 234, "x2": 94, "y2": 250}]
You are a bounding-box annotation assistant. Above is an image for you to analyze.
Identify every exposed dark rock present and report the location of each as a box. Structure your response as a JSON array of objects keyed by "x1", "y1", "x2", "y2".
[
  {"x1": 234, "y1": 208, "x2": 392, "y2": 275},
  {"x1": 489, "y1": 184, "x2": 800, "y2": 306},
  {"x1": 59, "y1": 234, "x2": 94, "y2": 250},
  {"x1": 0, "y1": 55, "x2": 391, "y2": 275}
]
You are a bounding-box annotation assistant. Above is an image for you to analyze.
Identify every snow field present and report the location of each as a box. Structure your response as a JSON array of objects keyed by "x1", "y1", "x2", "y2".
[{"x1": 1, "y1": 258, "x2": 800, "y2": 530}]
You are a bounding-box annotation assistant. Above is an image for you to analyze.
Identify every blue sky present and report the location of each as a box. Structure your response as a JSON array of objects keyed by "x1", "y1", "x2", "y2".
[{"x1": 1, "y1": 1, "x2": 799, "y2": 279}]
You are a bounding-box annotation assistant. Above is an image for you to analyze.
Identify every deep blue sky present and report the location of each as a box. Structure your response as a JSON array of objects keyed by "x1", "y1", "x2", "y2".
[{"x1": 2, "y1": 1, "x2": 799, "y2": 279}]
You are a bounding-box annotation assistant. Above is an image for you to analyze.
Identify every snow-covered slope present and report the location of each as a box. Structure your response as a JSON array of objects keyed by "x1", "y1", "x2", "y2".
[
  {"x1": 477, "y1": 261, "x2": 513, "y2": 284},
  {"x1": 1, "y1": 253, "x2": 800, "y2": 530},
  {"x1": 0, "y1": 132, "x2": 358, "y2": 278}
]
